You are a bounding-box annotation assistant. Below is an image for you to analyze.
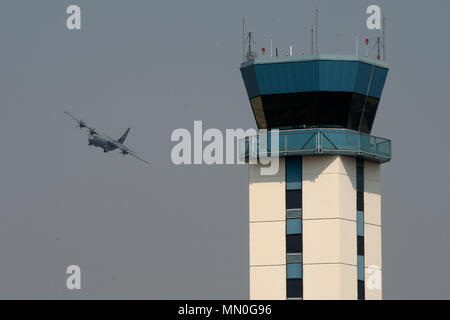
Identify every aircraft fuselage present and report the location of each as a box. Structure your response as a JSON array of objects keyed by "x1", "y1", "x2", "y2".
[{"x1": 88, "y1": 134, "x2": 117, "y2": 152}]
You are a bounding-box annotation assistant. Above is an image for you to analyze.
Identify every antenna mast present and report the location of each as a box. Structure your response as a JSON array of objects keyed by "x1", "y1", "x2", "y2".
[
  {"x1": 270, "y1": 38, "x2": 273, "y2": 57},
  {"x1": 336, "y1": 34, "x2": 340, "y2": 54},
  {"x1": 374, "y1": 37, "x2": 383, "y2": 61},
  {"x1": 315, "y1": 8, "x2": 319, "y2": 54},
  {"x1": 245, "y1": 32, "x2": 256, "y2": 60},
  {"x1": 383, "y1": 17, "x2": 386, "y2": 61},
  {"x1": 365, "y1": 38, "x2": 369, "y2": 58},
  {"x1": 356, "y1": 36, "x2": 359, "y2": 56},
  {"x1": 248, "y1": 32, "x2": 252, "y2": 57},
  {"x1": 242, "y1": 17, "x2": 245, "y2": 62},
  {"x1": 242, "y1": 20, "x2": 257, "y2": 62}
]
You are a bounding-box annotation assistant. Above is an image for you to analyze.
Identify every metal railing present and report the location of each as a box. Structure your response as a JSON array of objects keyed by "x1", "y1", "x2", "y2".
[{"x1": 239, "y1": 128, "x2": 391, "y2": 163}]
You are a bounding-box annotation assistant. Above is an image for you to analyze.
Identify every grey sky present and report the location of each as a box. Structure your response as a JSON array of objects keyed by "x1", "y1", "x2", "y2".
[{"x1": 0, "y1": 0, "x2": 449, "y2": 299}]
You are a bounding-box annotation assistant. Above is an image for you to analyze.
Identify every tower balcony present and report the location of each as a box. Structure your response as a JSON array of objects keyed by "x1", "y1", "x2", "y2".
[{"x1": 239, "y1": 128, "x2": 391, "y2": 163}]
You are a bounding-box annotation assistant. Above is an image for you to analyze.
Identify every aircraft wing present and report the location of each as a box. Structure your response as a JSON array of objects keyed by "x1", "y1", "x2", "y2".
[
  {"x1": 64, "y1": 111, "x2": 97, "y2": 134},
  {"x1": 113, "y1": 142, "x2": 151, "y2": 165},
  {"x1": 64, "y1": 110, "x2": 81, "y2": 123}
]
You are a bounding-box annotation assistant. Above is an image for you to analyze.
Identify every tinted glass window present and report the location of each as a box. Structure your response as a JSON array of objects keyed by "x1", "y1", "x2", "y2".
[
  {"x1": 357, "y1": 191, "x2": 364, "y2": 211},
  {"x1": 286, "y1": 234, "x2": 302, "y2": 253},
  {"x1": 287, "y1": 279, "x2": 303, "y2": 298},
  {"x1": 357, "y1": 158, "x2": 364, "y2": 168},
  {"x1": 347, "y1": 93, "x2": 365, "y2": 131},
  {"x1": 286, "y1": 190, "x2": 302, "y2": 209},
  {"x1": 286, "y1": 219, "x2": 302, "y2": 235},
  {"x1": 357, "y1": 256, "x2": 365, "y2": 281},
  {"x1": 358, "y1": 280, "x2": 365, "y2": 300},
  {"x1": 357, "y1": 167, "x2": 364, "y2": 191},
  {"x1": 319, "y1": 92, "x2": 352, "y2": 128},
  {"x1": 357, "y1": 211, "x2": 364, "y2": 236},
  {"x1": 261, "y1": 91, "x2": 380, "y2": 132},
  {"x1": 263, "y1": 92, "x2": 320, "y2": 129},
  {"x1": 286, "y1": 209, "x2": 301, "y2": 219},
  {"x1": 286, "y1": 253, "x2": 302, "y2": 264},
  {"x1": 357, "y1": 236, "x2": 365, "y2": 256},
  {"x1": 361, "y1": 97, "x2": 379, "y2": 133},
  {"x1": 286, "y1": 157, "x2": 302, "y2": 190},
  {"x1": 287, "y1": 263, "x2": 302, "y2": 279}
]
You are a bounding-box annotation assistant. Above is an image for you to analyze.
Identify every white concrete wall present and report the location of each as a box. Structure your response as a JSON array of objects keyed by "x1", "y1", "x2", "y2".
[
  {"x1": 249, "y1": 158, "x2": 286, "y2": 300},
  {"x1": 364, "y1": 161, "x2": 382, "y2": 300},
  {"x1": 302, "y1": 155, "x2": 357, "y2": 300}
]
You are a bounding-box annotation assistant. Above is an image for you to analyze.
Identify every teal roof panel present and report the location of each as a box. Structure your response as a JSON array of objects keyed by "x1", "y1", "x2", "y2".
[{"x1": 240, "y1": 55, "x2": 389, "y2": 99}]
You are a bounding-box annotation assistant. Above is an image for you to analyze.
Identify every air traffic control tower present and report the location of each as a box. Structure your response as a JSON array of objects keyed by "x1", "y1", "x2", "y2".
[{"x1": 239, "y1": 53, "x2": 391, "y2": 300}]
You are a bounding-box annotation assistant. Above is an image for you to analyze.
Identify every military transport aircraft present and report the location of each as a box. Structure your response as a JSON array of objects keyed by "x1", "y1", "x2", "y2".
[{"x1": 64, "y1": 111, "x2": 150, "y2": 165}]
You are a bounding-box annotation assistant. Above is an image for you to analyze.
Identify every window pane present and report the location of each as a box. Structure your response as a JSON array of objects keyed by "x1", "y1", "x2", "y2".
[
  {"x1": 286, "y1": 157, "x2": 302, "y2": 190},
  {"x1": 357, "y1": 158, "x2": 364, "y2": 168},
  {"x1": 358, "y1": 280, "x2": 365, "y2": 300},
  {"x1": 357, "y1": 166, "x2": 364, "y2": 191},
  {"x1": 287, "y1": 263, "x2": 302, "y2": 279},
  {"x1": 287, "y1": 279, "x2": 303, "y2": 298},
  {"x1": 286, "y1": 209, "x2": 302, "y2": 219},
  {"x1": 286, "y1": 253, "x2": 302, "y2": 264},
  {"x1": 357, "y1": 191, "x2": 364, "y2": 211},
  {"x1": 361, "y1": 97, "x2": 379, "y2": 133},
  {"x1": 357, "y1": 236, "x2": 364, "y2": 256},
  {"x1": 348, "y1": 94, "x2": 365, "y2": 131},
  {"x1": 357, "y1": 211, "x2": 364, "y2": 236},
  {"x1": 286, "y1": 218, "x2": 302, "y2": 235},
  {"x1": 286, "y1": 190, "x2": 302, "y2": 209},
  {"x1": 357, "y1": 255, "x2": 365, "y2": 280},
  {"x1": 286, "y1": 234, "x2": 302, "y2": 253}
]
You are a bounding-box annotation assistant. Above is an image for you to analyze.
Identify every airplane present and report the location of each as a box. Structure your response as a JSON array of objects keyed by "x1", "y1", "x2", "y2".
[{"x1": 64, "y1": 111, "x2": 150, "y2": 165}]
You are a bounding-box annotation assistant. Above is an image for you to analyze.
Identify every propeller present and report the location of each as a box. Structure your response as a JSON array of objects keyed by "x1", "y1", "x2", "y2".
[
  {"x1": 65, "y1": 111, "x2": 87, "y2": 130},
  {"x1": 121, "y1": 149, "x2": 129, "y2": 156},
  {"x1": 78, "y1": 120, "x2": 86, "y2": 129},
  {"x1": 88, "y1": 127, "x2": 97, "y2": 135}
]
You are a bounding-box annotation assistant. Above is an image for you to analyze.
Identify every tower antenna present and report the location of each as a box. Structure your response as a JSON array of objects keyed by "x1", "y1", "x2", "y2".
[
  {"x1": 383, "y1": 17, "x2": 386, "y2": 61},
  {"x1": 244, "y1": 32, "x2": 256, "y2": 60},
  {"x1": 374, "y1": 37, "x2": 383, "y2": 61},
  {"x1": 336, "y1": 33, "x2": 340, "y2": 54},
  {"x1": 365, "y1": 38, "x2": 369, "y2": 58},
  {"x1": 242, "y1": 17, "x2": 245, "y2": 62},
  {"x1": 270, "y1": 38, "x2": 273, "y2": 57},
  {"x1": 355, "y1": 36, "x2": 359, "y2": 56},
  {"x1": 314, "y1": 8, "x2": 319, "y2": 54},
  {"x1": 248, "y1": 32, "x2": 253, "y2": 58},
  {"x1": 242, "y1": 19, "x2": 257, "y2": 62}
]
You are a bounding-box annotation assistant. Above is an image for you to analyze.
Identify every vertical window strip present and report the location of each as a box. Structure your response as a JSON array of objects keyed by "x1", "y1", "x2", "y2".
[
  {"x1": 286, "y1": 156, "x2": 302, "y2": 299},
  {"x1": 356, "y1": 158, "x2": 365, "y2": 300}
]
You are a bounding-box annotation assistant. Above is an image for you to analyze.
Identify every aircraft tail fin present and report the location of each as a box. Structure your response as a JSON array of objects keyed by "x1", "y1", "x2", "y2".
[{"x1": 118, "y1": 128, "x2": 130, "y2": 144}]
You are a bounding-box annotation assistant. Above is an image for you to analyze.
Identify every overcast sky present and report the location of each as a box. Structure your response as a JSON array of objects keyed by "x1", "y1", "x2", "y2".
[{"x1": 0, "y1": 0, "x2": 449, "y2": 299}]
